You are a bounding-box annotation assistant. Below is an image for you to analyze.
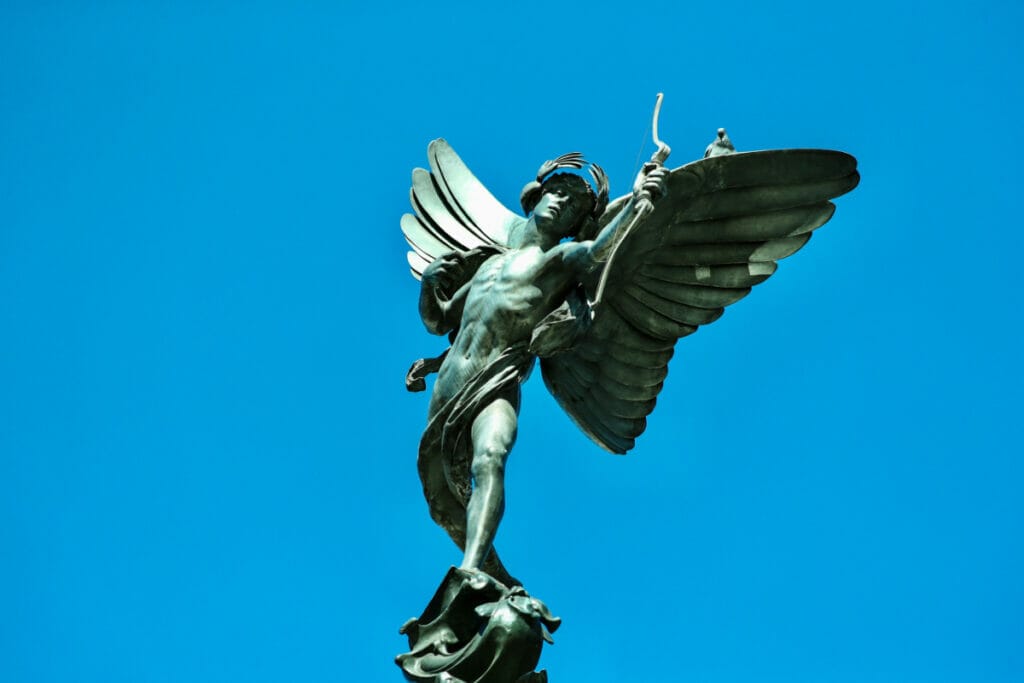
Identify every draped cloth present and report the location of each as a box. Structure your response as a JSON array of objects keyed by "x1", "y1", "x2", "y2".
[{"x1": 416, "y1": 343, "x2": 535, "y2": 587}]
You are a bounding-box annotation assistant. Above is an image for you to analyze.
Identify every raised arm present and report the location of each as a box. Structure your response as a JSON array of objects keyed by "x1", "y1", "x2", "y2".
[{"x1": 563, "y1": 165, "x2": 668, "y2": 274}]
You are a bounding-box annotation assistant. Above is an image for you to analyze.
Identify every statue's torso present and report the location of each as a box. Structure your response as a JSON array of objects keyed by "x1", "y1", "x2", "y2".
[{"x1": 429, "y1": 246, "x2": 571, "y2": 414}]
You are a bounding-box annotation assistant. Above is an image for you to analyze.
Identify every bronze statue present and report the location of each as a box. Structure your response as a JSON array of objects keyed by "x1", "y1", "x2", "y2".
[{"x1": 397, "y1": 95, "x2": 859, "y2": 682}]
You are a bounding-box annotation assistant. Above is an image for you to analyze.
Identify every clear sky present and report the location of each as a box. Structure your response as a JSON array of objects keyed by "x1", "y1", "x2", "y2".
[{"x1": 2, "y1": 1, "x2": 1022, "y2": 681}]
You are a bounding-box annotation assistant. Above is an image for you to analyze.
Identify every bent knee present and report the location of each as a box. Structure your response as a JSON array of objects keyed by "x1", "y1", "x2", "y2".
[{"x1": 471, "y1": 445, "x2": 508, "y2": 479}]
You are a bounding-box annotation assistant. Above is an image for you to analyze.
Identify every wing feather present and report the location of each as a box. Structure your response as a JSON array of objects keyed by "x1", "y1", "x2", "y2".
[
  {"x1": 407, "y1": 250, "x2": 431, "y2": 279},
  {"x1": 542, "y1": 366, "x2": 635, "y2": 450},
  {"x1": 542, "y1": 148, "x2": 859, "y2": 452},
  {"x1": 555, "y1": 350, "x2": 667, "y2": 391},
  {"x1": 552, "y1": 346, "x2": 666, "y2": 399},
  {"x1": 556, "y1": 395, "x2": 640, "y2": 452},
  {"x1": 661, "y1": 202, "x2": 835, "y2": 243},
  {"x1": 624, "y1": 284, "x2": 725, "y2": 326},
  {"x1": 575, "y1": 341, "x2": 674, "y2": 369},
  {"x1": 401, "y1": 214, "x2": 453, "y2": 260},
  {"x1": 546, "y1": 374, "x2": 654, "y2": 418},
  {"x1": 400, "y1": 140, "x2": 526, "y2": 280},
  {"x1": 640, "y1": 262, "x2": 777, "y2": 287},
  {"x1": 612, "y1": 297, "x2": 700, "y2": 340},
  {"x1": 678, "y1": 177, "x2": 857, "y2": 220},
  {"x1": 597, "y1": 355, "x2": 670, "y2": 386},
  {"x1": 411, "y1": 168, "x2": 480, "y2": 251},
  {"x1": 428, "y1": 139, "x2": 524, "y2": 246},
  {"x1": 635, "y1": 275, "x2": 751, "y2": 308},
  {"x1": 649, "y1": 234, "x2": 811, "y2": 266}
]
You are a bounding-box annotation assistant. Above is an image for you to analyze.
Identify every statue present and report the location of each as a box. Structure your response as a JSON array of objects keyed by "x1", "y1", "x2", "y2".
[{"x1": 397, "y1": 95, "x2": 859, "y2": 682}]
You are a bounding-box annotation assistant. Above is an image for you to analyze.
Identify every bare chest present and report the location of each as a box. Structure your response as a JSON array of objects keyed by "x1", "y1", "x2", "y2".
[
  {"x1": 463, "y1": 248, "x2": 559, "y2": 320},
  {"x1": 472, "y1": 249, "x2": 546, "y2": 292}
]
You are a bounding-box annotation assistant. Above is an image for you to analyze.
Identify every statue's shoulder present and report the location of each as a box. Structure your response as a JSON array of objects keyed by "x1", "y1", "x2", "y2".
[{"x1": 462, "y1": 245, "x2": 508, "y2": 274}]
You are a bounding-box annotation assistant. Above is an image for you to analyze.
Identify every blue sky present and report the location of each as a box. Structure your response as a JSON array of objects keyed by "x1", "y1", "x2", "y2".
[{"x1": 2, "y1": 1, "x2": 1022, "y2": 681}]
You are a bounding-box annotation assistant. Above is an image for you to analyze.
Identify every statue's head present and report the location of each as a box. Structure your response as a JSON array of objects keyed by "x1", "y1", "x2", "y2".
[
  {"x1": 531, "y1": 173, "x2": 596, "y2": 238},
  {"x1": 520, "y1": 153, "x2": 609, "y2": 240}
]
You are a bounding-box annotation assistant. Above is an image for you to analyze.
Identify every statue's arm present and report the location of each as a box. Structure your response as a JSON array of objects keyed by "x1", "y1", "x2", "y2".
[
  {"x1": 582, "y1": 198, "x2": 638, "y2": 266},
  {"x1": 554, "y1": 203, "x2": 630, "y2": 274},
  {"x1": 418, "y1": 252, "x2": 471, "y2": 335},
  {"x1": 562, "y1": 166, "x2": 668, "y2": 273}
]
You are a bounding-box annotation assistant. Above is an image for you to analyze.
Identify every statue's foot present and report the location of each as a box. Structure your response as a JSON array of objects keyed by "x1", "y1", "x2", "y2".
[{"x1": 456, "y1": 564, "x2": 508, "y2": 592}]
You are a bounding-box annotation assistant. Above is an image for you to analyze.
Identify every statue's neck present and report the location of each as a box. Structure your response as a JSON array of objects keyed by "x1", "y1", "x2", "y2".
[{"x1": 510, "y1": 218, "x2": 557, "y2": 251}]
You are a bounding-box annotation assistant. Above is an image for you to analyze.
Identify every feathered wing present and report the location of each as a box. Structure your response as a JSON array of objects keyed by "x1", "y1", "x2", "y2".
[
  {"x1": 541, "y1": 149, "x2": 860, "y2": 453},
  {"x1": 401, "y1": 139, "x2": 526, "y2": 278}
]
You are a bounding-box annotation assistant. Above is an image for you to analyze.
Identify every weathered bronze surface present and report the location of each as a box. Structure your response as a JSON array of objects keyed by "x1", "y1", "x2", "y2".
[
  {"x1": 397, "y1": 95, "x2": 859, "y2": 681},
  {"x1": 397, "y1": 568, "x2": 558, "y2": 683}
]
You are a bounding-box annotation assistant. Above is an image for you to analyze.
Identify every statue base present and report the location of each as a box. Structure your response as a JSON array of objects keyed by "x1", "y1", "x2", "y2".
[{"x1": 396, "y1": 567, "x2": 560, "y2": 683}]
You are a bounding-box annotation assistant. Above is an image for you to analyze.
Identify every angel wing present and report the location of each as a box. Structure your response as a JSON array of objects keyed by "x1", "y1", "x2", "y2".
[
  {"x1": 401, "y1": 139, "x2": 527, "y2": 278},
  {"x1": 541, "y1": 149, "x2": 860, "y2": 453}
]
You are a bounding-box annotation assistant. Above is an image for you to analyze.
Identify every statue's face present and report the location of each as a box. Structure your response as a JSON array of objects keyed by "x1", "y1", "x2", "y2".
[{"x1": 533, "y1": 177, "x2": 594, "y2": 238}]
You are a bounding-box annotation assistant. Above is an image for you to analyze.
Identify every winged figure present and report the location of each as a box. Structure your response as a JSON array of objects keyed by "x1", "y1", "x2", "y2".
[{"x1": 402, "y1": 136, "x2": 859, "y2": 586}]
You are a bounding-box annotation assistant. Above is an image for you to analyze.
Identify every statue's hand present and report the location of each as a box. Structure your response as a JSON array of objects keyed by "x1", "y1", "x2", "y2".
[
  {"x1": 422, "y1": 252, "x2": 464, "y2": 291},
  {"x1": 632, "y1": 163, "x2": 669, "y2": 204}
]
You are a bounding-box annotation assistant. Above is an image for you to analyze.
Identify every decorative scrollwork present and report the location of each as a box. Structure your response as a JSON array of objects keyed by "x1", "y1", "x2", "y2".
[{"x1": 397, "y1": 568, "x2": 559, "y2": 683}]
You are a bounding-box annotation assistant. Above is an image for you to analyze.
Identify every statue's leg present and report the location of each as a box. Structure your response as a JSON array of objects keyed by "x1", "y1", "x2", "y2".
[{"x1": 462, "y1": 397, "x2": 518, "y2": 571}]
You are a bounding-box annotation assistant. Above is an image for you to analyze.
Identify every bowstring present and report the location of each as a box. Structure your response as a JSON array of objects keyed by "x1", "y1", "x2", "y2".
[
  {"x1": 618, "y1": 109, "x2": 653, "y2": 260},
  {"x1": 630, "y1": 117, "x2": 652, "y2": 183},
  {"x1": 595, "y1": 94, "x2": 667, "y2": 306},
  {"x1": 619, "y1": 107, "x2": 656, "y2": 258},
  {"x1": 595, "y1": 125, "x2": 646, "y2": 306}
]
